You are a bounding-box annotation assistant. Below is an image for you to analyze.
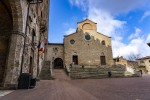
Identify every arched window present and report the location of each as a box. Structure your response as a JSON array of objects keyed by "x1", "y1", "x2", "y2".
[
  {"x1": 101, "y1": 40, "x2": 105, "y2": 45},
  {"x1": 31, "y1": 30, "x2": 36, "y2": 45}
]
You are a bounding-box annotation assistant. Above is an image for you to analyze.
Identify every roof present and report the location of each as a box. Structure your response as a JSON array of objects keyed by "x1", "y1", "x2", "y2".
[
  {"x1": 64, "y1": 32, "x2": 76, "y2": 37},
  {"x1": 48, "y1": 43, "x2": 64, "y2": 45},
  {"x1": 77, "y1": 19, "x2": 97, "y2": 24},
  {"x1": 136, "y1": 56, "x2": 150, "y2": 60},
  {"x1": 97, "y1": 32, "x2": 111, "y2": 38}
]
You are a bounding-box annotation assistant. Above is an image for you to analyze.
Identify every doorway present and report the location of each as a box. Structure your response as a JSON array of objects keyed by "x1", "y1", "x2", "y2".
[
  {"x1": 72, "y1": 55, "x2": 78, "y2": 65},
  {"x1": 100, "y1": 56, "x2": 106, "y2": 65},
  {"x1": 29, "y1": 56, "x2": 33, "y2": 74},
  {"x1": 54, "y1": 58, "x2": 63, "y2": 69}
]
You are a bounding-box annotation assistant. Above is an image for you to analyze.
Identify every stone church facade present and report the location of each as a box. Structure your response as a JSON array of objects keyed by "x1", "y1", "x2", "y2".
[
  {"x1": 47, "y1": 19, "x2": 113, "y2": 69},
  {"x1": 0, "y1": 0, "x2": 49, "y2": 89}
]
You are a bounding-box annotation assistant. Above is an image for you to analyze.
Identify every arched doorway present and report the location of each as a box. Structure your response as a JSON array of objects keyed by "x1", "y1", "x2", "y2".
[
  {"x1": 54, "y1": 58, "x2": 63, "y2": 69},
  {"x1": 0, "y1": 0, "x2": 13, "y2": 86}
]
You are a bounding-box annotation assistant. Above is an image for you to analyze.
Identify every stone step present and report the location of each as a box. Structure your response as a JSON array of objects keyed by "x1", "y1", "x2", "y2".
[{"x1": 39, "y1": 64, "x2": 52, "y2": 80}]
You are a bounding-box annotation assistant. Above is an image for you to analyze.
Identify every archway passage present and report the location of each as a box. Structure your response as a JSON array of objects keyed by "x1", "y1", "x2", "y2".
[
  {"x1": 0, "y1": 0, "x2": 12, "y2": 86},
  {"x1": 54, "y1": 58, "x2": 63, "y2": 69}
]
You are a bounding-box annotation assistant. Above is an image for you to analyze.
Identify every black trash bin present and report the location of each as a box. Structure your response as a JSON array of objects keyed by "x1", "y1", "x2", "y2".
[
  {"x1": 30, "y1": 78, "x2": 36, "y2": 88},
  {"x1": 108, "y1": 71, "x2": 112, "y2": 78},
  {"x1": 18, "y1": 73, "x2": 31, "y2": 89}
]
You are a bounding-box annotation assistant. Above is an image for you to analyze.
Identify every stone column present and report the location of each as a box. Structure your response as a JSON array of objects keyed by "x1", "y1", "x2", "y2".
[{"x1": 3, "y1": 31, "x2": 25, "y2": 89}]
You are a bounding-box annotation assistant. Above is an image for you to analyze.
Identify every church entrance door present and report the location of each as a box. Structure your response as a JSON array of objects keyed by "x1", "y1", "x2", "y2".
[
  {"x1": 72, "y1": 55, "x2": 78, "y2": 65},
  {"x1": 54, "y1": 58, "x2": 63, "y2": 69},
  {"x1": 100, "y1": 56, "x2": 106, "y2": 65}
]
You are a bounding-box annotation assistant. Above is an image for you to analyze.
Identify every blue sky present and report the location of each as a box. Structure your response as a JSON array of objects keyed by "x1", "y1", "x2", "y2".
[{"x1": 49, "y1": 0, "x2": 150, "y2": 58}]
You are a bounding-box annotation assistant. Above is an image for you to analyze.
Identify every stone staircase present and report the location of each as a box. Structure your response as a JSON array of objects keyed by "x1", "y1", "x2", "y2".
[
  {"x1": 39, "y1": 61, "x2": 52, "y2": 80},
  {"x1": 69, "y1": 65, "x2": 140, "y2": 79},
  {"x1": 53, "y1": 69, "x2": 70, "y2": 80}
]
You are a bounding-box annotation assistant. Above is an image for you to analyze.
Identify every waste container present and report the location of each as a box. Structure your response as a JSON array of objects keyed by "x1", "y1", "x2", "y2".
[
  {"x1": 18, "y1": 73, "x2": 31, "y2": 89},
  {"x1": 30, "y1": 78, "x2": 36, "y2": 88}
]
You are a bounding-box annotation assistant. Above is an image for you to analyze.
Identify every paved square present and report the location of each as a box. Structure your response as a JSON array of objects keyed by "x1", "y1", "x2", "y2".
[{"x1": 1, "y1": 70, "x2": 150, "y2": 100}]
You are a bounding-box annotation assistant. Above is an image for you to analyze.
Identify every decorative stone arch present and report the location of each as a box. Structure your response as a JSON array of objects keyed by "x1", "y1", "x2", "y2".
[
  {"x1": 82, "y1": 23, "x2": 93, "y2": 30},
  {"x1": 101, "y1": 52, "x2": 105, "y2": 56},
  {"x1": 1, "y1": 0, "x2": 24, "y2": 88},
  {"x1": 54, "y1": 58, "x2": 64, "y2": 69}
]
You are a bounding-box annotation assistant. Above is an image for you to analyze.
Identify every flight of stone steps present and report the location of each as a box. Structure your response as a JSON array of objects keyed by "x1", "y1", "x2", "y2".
[
  {"x1": 39, "y1": 61, "x2": 52, "y2": 80},
  {"x1": 68, "y1": 65, "x2": 140, "y2": 79}
]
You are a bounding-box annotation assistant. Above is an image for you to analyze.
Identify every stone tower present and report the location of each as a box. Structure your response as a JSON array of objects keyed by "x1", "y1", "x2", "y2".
[{"x1": 0, "y1": 0, "x2": 49, "y2": 89}]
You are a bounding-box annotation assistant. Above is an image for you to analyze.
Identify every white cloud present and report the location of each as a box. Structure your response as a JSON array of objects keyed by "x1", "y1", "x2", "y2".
[
  {"x1": 68, "y1": 0, "x2": 150, "y2": 58},
  {"x1": 128, "y1": 28, "x2": 141, "y2": 40},
  {"x1": 69, "y1": 0, "x2": 88, "y2": 11},
  {"x1": 70, "y1": 0, "x2": 150, "y2": 15},
  {"x1": 146, "y1": 33, "x2": 150, "y2": 42},
  {"x1": 88, "y1": 8, "x2": 126, "y2": 37},
  {"x1": 112, "y1": 29, "x2": 150, "y2": 58},
  {"x1": 140, "y1": 11, "x2": 150, "y2": 22},
  {"x1": 64, "y1": 28, "x2": 76, "y2": 35},
  {"x1": 89, "y1": 0, "x2": 150, "y2": 15}
]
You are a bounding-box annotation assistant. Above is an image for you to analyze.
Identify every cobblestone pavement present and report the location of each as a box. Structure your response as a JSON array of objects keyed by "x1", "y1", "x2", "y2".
[{"x1": 1, "y1": 70, "x2": 150, "y2": 100}]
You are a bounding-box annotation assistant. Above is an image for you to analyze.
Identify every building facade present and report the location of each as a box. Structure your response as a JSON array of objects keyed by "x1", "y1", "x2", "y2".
[
  {"x1": 0, "y1": 0, "x2": 49, "y2": 89},
  {"x1": 137, "y1": 56, "x2": 150, "y2": 74},
  {"x1": 47, "y1": 19, "x2": 113, "y2": 68},
  {"x1": 113, "y1": 56, "x2": 139, "y2": 73}
]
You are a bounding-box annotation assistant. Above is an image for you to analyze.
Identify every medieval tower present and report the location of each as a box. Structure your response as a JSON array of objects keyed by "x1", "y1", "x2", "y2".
[{"x1": 0, "y1": 0, "x2": 49, "y2": 89}]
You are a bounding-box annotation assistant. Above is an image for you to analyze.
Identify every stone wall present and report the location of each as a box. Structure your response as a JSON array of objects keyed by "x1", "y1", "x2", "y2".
[
  {"x1": 47, "y1": 43, "x2": 64, "y2": 68},
  {"x1": 137, "y1": 57, "x2": 150, "y2": 74}
]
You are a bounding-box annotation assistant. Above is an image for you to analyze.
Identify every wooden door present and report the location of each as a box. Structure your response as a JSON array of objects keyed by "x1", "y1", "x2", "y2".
[
  {"x1": 73, "y1": 55, "x2": 78, "y2": 65},
  {"x1": 100, "y1": 56, "x2": 106, "y2": 65}
]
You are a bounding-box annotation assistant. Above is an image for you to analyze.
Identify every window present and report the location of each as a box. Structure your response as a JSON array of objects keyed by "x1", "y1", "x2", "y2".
[
  {"x1": 140, "y1": 61, "x2": 144, "y2": 63},
  {"x1": 85, "y1": 33, "x2": 91, "y2": 40},
  {"x1": 41, "y1": 11, "x2": 42, "y2": 18},
  {"x1": 101, "y1": 40, "x2": 105, "y2": 45},
  {"x1": 31, "y1": 30, "x2": 35, "y2": 46},
  {"x1": 116, "y1": 58, "x2": 119, "y2": 62},
  {"x1": 149, "y1": 60, "x2": 150, "y2": 63},
  {"x1": 70, "y1": 39, "x2": 75, "y2": 44}
]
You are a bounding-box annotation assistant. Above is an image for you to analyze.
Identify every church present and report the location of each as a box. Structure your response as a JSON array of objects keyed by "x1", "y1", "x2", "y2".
[{"x1": 47, "y1": 19, "x2": 113, "y2": 69}]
